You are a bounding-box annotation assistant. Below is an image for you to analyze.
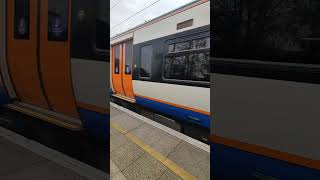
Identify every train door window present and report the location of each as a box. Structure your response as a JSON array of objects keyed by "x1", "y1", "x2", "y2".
[
  {"x1": 114, "y1": 45, "x2": 120, "y2": 74},
  {"x1": 48, "y1": 0, "x2": 69, "y2": 41},
  {"x1": 140, "y1": 45, "x2": 152, "y2": 78},
  {"x1": 14, "y1": 0, "x2": 30, "y2": 39},
  {"x1": 125, "y1": 41, "x2": 133, "y2": 74}
]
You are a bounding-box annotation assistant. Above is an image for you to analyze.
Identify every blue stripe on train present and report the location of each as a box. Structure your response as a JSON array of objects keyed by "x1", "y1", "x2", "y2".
[
  {"x1": 78, "y1": 108, "x2": 109, "y2": 142},
  {"x1": 135, "y1": 96, "x2": 210, "y2": 128},
  {"x1": 212, "y1": 143, "x2": 320, "y2": 180},
  {"x1": 0, "y1": 87, "x2": 9, "y2": 105}
]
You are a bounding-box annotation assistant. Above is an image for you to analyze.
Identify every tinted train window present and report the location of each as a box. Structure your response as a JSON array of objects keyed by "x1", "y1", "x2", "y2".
[
  {"x1": 48, "y1": 0, "x2": 69, "y2": 41},
  {"x1": 164, "y1": 55, "x2": 187, "y2": 80},
  {"x1": 125, "y1": 41, "x2": 133, "y2": 74},
  {"x1": 71, "y1": 0, "x2": 108, "y2": 61},
  {"x1": 95, "y1": 0, "x2": 108, "y2": 51},
  {"x1": 140, "y1": 45, "x2": 152, "y2": 78},
  {"x1": 213, "y1": 0, "x2": 320, "y2": 65},
  {"x1": 188, "y1": 51, "x2": 210, "y2": 81},
  {"x1": 164, "y1": 37, "x2": 210, "y2": 82},
  {"x1": 14, "y1": 0, "x2": 30, "y2": 39}
]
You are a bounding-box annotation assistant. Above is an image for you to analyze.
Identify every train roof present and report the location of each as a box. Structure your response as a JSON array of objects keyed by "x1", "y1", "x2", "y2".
[{"x1": 110, "y1": 0, "x2": 208, "y2": 41}]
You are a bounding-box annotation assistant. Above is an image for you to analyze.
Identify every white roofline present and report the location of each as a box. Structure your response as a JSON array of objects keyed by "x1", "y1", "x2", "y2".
[{"x1": 110, "y1": 0, "x2": 207, "y2": 41}]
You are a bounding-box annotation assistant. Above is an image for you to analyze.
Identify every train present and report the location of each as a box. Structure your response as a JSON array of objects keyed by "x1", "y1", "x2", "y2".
[
  {"x1": 210, "y1": 0, "x2": 320, "y2": 179},
  {"x1": 110, "y1": 0, "x2": 210, "y2": 140},
  {"x1": 0, "y1": 0, "x2": 109, "y2": 141}
]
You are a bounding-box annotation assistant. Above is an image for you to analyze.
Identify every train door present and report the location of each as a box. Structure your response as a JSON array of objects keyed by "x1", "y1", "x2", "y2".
[
  {"x1": 112, "y1": 40, "x2": 135, "y2": 101},
  {"x1": 7, "y1": 0, "x2": 78, "y2": 118},
  {"x1": 122, "y1": 40, "x2": 134, "y2": 99},
  {"x1": 111, "y1": 44, "x2": 125, "y2": 95},
  {"x1": 39, "y1": 0, "x2": 79, "y2": 118},
  {"x1": 6, "y1": 0, "x2": 50, "y2": 109}
]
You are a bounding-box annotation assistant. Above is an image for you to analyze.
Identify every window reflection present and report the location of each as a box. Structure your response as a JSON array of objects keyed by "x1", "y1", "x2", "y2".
[
  {"x1": 213, "y1": 0, "x2": 320, "y2": 64},
  {"x1": 164, "y1": 55, "x2": 187, "y2": 80},
  {"x1": 188, "y1": 52, "x2": 210, "y2": 81},
  {"x1": 14, "y1": 0, "x2": 30, "y2": 39},
  {"x1": 164, "y1": 36, "x2": 210, "y2": 82},
  {"x1": 125, "y1": 41, "x2": 133, "y2": 74},
  {"x1": 140, "y1": 45, "x2": 152, "y2": 78},
  {"x1": 71, "y1": 0, "x2": 107, "y2": 61},
  {"x1": 114, "y1": 45, "x2": 120, "y2": 74},
  {"x1": 48, "y1": 0, "x2": 68, "y2": 41}
]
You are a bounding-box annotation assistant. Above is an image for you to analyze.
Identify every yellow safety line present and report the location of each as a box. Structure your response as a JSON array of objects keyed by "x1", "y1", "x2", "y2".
[
  {"x1": 8, "y1": 105, "x2": 82, "y2": 131},
  {"x1": 111, "y1": 122, "x2": 197, "y2": 180}
]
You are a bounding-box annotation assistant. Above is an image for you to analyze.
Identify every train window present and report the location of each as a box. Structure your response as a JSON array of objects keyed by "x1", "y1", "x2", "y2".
[
  {"x1": 71, "y1": 0, "x2": 108, "y2": 61},
  {"x1": 168, "y1": 44, "x2": 175, "y2": 53},
  {"x1": 213, "y1": 0, "x2": 320, "y2": 65},
  {"x1": 14, "y1": 0, "x2": 30, "y2": 40},
  {"x1": 114, "y1": 45, "x2": 120, "y2": 74},
  {"x1": 164, "y1": 36, "x2": 210, "y2": 82},
  {"x1": 48, "y1": 0, "x2": 69, "y2": 41},
  {"x1": 95, "y1": 0, "x2": 108, "y2": 51},
  {"x1": 164, "y1": 55, "x2": 187, "y2": 80},
  {"x1": 188, "y1": 51, "x2": 210, "y2": 81},
  {"x1": 177, "y1": 19, "x2": 193, "y2": 30},
  {"x1": 140, "y1": 45, "x2": 152, "y2": 78},
  {"x1": 125, "y1": 41, "x2": 133, "y2": 74}
]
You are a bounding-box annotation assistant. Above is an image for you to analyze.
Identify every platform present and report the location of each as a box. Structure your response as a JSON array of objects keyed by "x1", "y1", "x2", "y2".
[
  {"x1": 0, "y1": 126, "x2": 108, "y2": 180},
  {"x1": 110, "y1": 103, "x2": 210, "y2": 180}
]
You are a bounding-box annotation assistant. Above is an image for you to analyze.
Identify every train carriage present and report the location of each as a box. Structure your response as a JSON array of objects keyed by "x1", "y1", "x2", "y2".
[
  {"x1": 210, "y1": 0, "x2": 320, "y2": 179},
  {"x1": 0, "y1": 0, "x2": 109, "y2": 141},
  {"x1": 110, "y1": 0, "x2": 210, "y2": 138}
]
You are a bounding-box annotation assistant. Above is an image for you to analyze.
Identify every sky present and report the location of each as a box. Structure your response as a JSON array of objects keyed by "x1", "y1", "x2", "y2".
[{"x1": 110, "y1": 0, "x2": 196, "y2": 37}]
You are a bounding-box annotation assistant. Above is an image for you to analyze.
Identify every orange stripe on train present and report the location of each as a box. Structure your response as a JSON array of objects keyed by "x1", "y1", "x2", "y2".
[{"x1": 135, "y1": 94, "x2": 210, "y2": 116}]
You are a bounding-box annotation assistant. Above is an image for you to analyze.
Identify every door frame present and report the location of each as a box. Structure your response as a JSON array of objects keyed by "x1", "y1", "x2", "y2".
[
  {"x1": 111, "y1": 43, "x2": 125, "y2": 95},
  {"x1": 121, "y1": 39, "x2": 135, "y2": 99}
]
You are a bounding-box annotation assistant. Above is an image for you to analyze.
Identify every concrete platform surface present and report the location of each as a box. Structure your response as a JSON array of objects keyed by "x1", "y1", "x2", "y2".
[
  {"x1": 0, "y1": 126, "x2": 108, "y2": 180},
  {"x1": 110, "y1": 103, "x2": 210, "y2": 180}
]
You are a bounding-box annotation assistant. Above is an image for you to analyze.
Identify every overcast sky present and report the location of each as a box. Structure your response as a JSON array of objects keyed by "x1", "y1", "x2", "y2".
[{"x1": 110, "y1": 0, "x2": 196, "y2": 37}]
